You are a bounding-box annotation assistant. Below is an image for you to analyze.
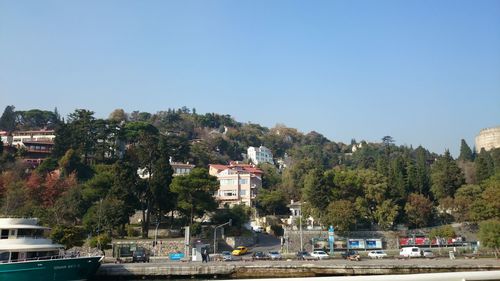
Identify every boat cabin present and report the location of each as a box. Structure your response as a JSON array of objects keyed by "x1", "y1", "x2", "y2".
[{"x1": 0, "y1": 218, "x2": 63, "y2": 263}]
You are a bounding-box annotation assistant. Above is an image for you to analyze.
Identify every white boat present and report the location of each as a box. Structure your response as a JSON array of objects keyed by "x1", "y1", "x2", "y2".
[{"x1": 0, "y1": 218, "x2": 103, "y2": 281}]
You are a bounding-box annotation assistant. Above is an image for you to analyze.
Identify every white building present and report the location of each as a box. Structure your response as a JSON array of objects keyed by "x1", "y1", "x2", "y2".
[
  {"x1": 11, "y1": 130, "x2": 56, "y2": 147},
  {"x1": 475, "y1": 126, "x2": 500, "y2": 152},
  {"x1": 247, "y1": 146, "x2": 274, "y2": 165}
]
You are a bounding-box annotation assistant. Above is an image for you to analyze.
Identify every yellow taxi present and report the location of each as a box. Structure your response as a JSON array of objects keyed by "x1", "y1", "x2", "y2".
[{"x1": 231, "y1": 246, "x2": 248, "y2": 256}]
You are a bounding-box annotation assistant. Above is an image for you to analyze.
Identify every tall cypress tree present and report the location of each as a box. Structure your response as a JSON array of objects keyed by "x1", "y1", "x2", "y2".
[
  {"x1": 430, "y1": 150, "x2": 464, "y2": 200},
  {"x1": 458, "y1": 139, "x2": 474, "y2": 161},
  {"x1": 0, "y1": 105, "x2": 16, "y2": 132},
  {"x1": 475, "y1": 148, "x2": 494, "y2": 183}
]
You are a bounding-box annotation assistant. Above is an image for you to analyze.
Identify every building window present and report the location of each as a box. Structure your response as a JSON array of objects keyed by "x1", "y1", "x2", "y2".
[
  {"x1": 239, "y1": 179, "x2": 248, "y2": 185},
  {"x1": 240, "y1": 190, "x2": 247, "y2": 196},
  {"x1": 222, "y1": 190, "x2": 237, "y2": 197}
]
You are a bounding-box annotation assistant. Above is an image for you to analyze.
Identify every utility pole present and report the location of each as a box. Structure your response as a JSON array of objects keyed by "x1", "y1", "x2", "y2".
[
  {"x1": 299, "y1": 209, "x2": 303, "y2": 252},
  {"x1": 213, "y1": 219, "x2": 232, "y2": 254}
]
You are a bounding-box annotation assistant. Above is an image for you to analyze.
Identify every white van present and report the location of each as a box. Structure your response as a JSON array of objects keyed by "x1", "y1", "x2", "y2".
[{"x1": 400, "y1": 247, "x2": 422, "y2": 258}]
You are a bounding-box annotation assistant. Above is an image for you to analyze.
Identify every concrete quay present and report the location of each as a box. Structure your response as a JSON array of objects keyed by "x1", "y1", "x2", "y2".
[{"x1": 94, "y1": 258, "x2": 500, "y2": 280}]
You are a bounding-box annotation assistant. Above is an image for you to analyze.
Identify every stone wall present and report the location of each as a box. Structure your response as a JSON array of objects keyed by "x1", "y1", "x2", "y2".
[
  {"x1": 224, "y1": 235, "x2": 256, "y2": 248},
  {"x1": 111, "y1": 238, "x2": 185, "y2": 258}
]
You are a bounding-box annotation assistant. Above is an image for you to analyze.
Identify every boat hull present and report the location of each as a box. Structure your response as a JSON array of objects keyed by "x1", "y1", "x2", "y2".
[{"x1": 0, "y1": 256, "x2": 103, "y2": 281}]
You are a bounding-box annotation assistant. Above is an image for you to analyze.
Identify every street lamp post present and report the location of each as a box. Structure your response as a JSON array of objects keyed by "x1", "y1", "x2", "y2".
[
  {"x1": 299, "y1": 209, "x2": 303, "y2": 252},
  {"x1": 213, "y1": 219, "x2": 232, "y2": 255}
]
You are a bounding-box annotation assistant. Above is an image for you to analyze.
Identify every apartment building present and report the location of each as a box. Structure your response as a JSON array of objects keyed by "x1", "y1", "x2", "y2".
[
  {"x1": 247, "y1": 145, "x2": 274, "y2": 165},
  {"x1": 11, "y1": 130, "x2": 56, "y2": 147},
  {"x1": 209, "y1": 162, "x2": 263, "y2": 207}
]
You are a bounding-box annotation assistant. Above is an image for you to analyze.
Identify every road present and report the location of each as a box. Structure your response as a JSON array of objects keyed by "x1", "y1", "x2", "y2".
[{"x1": 252, "y1": 233, "x2": 281, "y2": 253}]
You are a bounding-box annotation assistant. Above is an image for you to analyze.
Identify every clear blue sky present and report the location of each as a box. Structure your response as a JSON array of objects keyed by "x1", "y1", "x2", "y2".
[{"x1": 1, "y1": 0, "x2": 499, "y2": 156}]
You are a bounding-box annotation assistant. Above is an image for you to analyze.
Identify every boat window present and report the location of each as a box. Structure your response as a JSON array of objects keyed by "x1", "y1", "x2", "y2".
[
  {"x1": 0, "y1": 252, "x2": 9, "y2": 263},
  {"x1": 11, "y1": 252, "x2": 18, "y2": 262},
  {"x1": 1, "y1": 230, "x2": 8, "y2": 239}
]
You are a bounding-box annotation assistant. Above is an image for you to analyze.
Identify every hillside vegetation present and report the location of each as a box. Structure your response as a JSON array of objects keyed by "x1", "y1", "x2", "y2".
[{"x1": 0, "y1": 106, "x2": 499, "y2": 248}]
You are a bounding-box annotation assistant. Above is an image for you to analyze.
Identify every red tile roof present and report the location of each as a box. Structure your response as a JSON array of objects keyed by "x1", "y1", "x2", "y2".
[{"x1": 209, "y1": 162, "x2": 263, "y2": 175}]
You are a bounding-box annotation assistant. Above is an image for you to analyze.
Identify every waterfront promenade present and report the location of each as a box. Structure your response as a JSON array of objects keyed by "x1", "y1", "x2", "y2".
[{"x1": 95, "y1": 258, "x2": 500, "y2": 280}]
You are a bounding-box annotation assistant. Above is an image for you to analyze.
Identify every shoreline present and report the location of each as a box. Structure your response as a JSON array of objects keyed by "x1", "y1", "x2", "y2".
[{"x1": 94, "y1": 258, "x2": 500, "y2": 280}]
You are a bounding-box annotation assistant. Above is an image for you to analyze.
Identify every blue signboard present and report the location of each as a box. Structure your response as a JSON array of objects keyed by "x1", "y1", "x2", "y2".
[
  {"x1": 365, "y1": 239, "x2": 382, "y2": 249},
  {"x1": 169, "y1": 252, "x2": 185, "y2": 261},
  {"x1": 328, "y1": 225, "x2": 335, "y2": 255}
]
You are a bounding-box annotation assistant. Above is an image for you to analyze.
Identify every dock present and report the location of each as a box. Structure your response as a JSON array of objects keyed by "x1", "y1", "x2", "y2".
[{"x1": 94, "y1": 258, "x2": 500, "y2": 280}]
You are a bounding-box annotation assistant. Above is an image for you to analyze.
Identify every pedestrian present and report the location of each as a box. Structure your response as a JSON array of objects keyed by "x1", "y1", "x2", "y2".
[
  {"x1": 201, "y1": 248, "x2": 208, "y2": 263},
  {"x1": 201, "y1": 249, "x2": 207, "y2": 263},
  {"x1": 206, "y1": 250, "x2": 210, "y2": 263}
]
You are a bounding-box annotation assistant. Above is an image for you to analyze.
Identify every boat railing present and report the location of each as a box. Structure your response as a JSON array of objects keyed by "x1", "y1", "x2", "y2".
[
  {"x1": 12, "y1": 235, "x2": 49, "y2": 240},
  {"x1": 8, "y1": 253, "x2": 80, "y2": 263}
]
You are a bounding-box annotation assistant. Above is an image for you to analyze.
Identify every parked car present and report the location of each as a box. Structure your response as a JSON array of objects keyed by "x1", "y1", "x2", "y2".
[
  {"x1": 232, "y1": 246, "x2": 248, "y2": 256},
  {"x1": 422, "y1": 249, "x2": 435, "y2": 258},
  {"x1": 341, "y1": 250, "x2": 359, "y2": 259},
  {"x1": 132, "y1": 248, "x2": 150, "y2": 263},
  {"x1": 400, "y1": 247, "x2": 422, "y2": 258},
  {"x1": 252, "y1": 251, "x2": 268, "y2": 260},
  {"x1": 268, "y1": 251, "x2": 282, "y2": 260},
  {"x1": 221, "y1": 251, "x2": 233, "y2": 261},
  {"x1": 368, "y1": 250, "x2": 388, "y2": 259},
  {"x1": 311, "y1": 250, "x2": 329, "y2": 260},
  {"x1": 253, "y1": 226, "x2": 264, "y2": 233},
  {"x1": 296, "y1": 251, "x2": 315, "y2": 260}
]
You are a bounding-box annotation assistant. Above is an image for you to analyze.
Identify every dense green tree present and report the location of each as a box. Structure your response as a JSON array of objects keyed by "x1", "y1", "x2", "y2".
[
  {"x1": 478, "y1": 220, "x2": 500, "y2": 258},
  {"x1": 67, "y1": 109, "x2": 97, "y2": 165},
  {"x1": 50, "y1": 225, "x2": 85, "y2": 249},
  {"x1": 131, "y1": 125, "x2": 160, "y2": 237},
  {"x1": 453, "y1": 184, "x2": 483, "y2": 222},
  {"x1": 404, "y1": 193, "x2": 434, "y2": 228},
  {"x1": 477, "y1": 173, "x2": 500, "y2": 220},
  {"x1": 0, "y1": 105, "x2": 16, "y2": 131},
  {"x1": 129, "y1": 111, "x2": 152, "y2": 122},
  {"x1": 35, "y1": 157, "x2": 58, "y2": 174},
  {"x1": 475, "y1": 149, "x2": 494, "y2": 183},
  {"x1": 80, "y1": 165, "x2": 113, "y2": 206},
  {"x1": 150, "y1": 136, "x2": 175, "y2": 219},
  {"x1": 170, "y1": 168, "x2": 218, "y2": 225},
  {"x1": 373, "y1": 200, "x2": 399, "y2": 230},
  {"x1": 255, "y1": 189, "x2": 289, "y2": 216},
  {"x1": 323, "y1": 200, "x2": 357, "y2": 234},
  {"x1": 458, "y1": 139, "x2": 474, "y2": 161},
  {"x1": 331, "y1": 169, "x2": 364, "y2": 201},
  {"x1": 58, "y1": 149, "x2": 92, "y2": 180},
  {"x1": 17, "y1": 109, "x2": 58, "y2": 130},
  {"x1": 52, "y1": 123, "x2": 73, "y2": 159},
  {"x1": 83, "y1": 197, "x2": 129, "y2": 236},
  {"x1": 281, "y1": 158, "x2": 322, "y2": 200},
  {"x1": 51, "y1": 185, "x2": 87, "y2": 226},
  {"x1": 212, "y1": 205, "x2": 250, "y2": 235},
  {"x1": 414, "y1": 146, "x2": 431, "y2": 195},
  {"x1": 302, "y1": 168, "x2": 331, "y2": 213},
  {"x1": 429, "y1": 225, "x2": 456, "y2": 243},
  {"x1": 259, "y1": 163, "x2": 282, "y2": 189},
  {"x1": 109, "y1": 155, "x2": 141, "y2": 226},
  {"x1": 430, "y1": 150, "x2": 464, "y2": 200}
]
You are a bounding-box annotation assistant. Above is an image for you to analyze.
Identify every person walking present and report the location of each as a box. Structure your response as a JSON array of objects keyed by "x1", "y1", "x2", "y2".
[
  {"x1": 202, "y1": 248, "x2": 209, "y2": 263},
  {"x1": 201, "y1": 249, "x2": 207, "y2": 263}
]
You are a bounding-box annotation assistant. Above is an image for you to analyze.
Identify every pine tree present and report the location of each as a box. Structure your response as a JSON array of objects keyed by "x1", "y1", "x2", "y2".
[
  {"x1": 430, "y1": 150, "x2": 465, "y2": 200},
  {"x1": 458, "y1": 139, "x2": 474, "y2": 161},
  {"x1": 475, "y1": 148, "x2": 494, "y2": 182},
  {"x1": 0, "y1": 105, "x2": 17, "y2": 131}
]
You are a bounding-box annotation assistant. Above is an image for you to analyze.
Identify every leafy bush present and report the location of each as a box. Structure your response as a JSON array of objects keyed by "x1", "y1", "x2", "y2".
[
  {"x1": 50, "y1": 225, "x2": 85, "y2": 249},
  {"x1": 89, "y1": 234, "x2": 112, "y2": 250}
]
